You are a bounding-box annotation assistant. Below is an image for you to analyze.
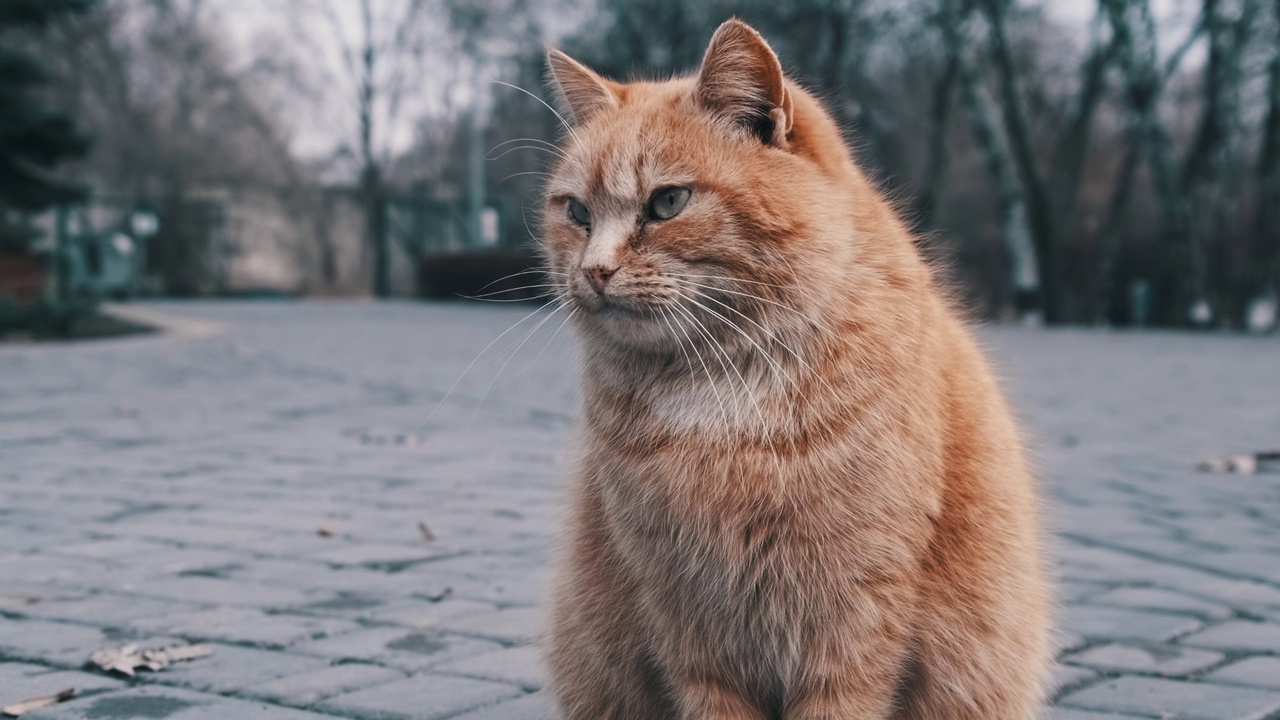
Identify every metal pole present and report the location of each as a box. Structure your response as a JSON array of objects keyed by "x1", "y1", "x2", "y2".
[
  {"x1": 468, "y1": 108, "x2": 485, "y2": 248},
  {"x1": 52, "y1": 205, "x2": 69, "y2": 302}
]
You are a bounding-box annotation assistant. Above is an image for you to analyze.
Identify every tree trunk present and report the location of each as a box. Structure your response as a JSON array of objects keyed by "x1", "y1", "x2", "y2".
[
  {"x1": 1103, "y1": 0, "x2": 1192, "y2": 324},
  {"x1": 1255, "y1": 0, "x2": 1280, "y2": 298},
  {"x1": 955, "y1": 48, "x2": 1041, "y2": 318},
  {"x1": 916, "y1": 40, "x2": 959, "y2": 232},
  {"x1": 1093, "y1": 148, "x2": 1139, "y2": 324},
  {"x1": 1051, "y1": 16, "x2": 1122, "y2": 227},
  {"x1": 1174, "y1": 0, "x2": 1260, "y2": 325},
  {"x1": 978, "y1": 0, "x2": 1057, "y2": 321},
  {"x1": 357, "y1": 0, "x2": 389, "y2": 298}
]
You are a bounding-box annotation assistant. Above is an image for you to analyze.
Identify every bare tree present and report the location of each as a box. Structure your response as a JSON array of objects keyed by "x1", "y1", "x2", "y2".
[
  {"x1": 1101, "y1": 0, "x2": 1266, "y2": 325},
  {"x1": 938, "y1": 0, "x2": 1041, "y2": 316},
  {"x1": 270, "y1": 0, "x2": 430, "y2": 296},
  {"x1": 1182, "y1": 0, "x2": 1264, "y2": 323},
  {"x1": 40, "y1": 0, "x2": 299, "y2": 294},
  {"x1": 1256, "y1": 0, "x2": 1280, "y2": 300}
]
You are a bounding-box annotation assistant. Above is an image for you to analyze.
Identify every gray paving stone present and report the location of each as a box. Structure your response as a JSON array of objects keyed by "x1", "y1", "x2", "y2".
[
  {"x1": 0, "y1": 555, "x2": 116, "y2": 589},
  {"x1": 6, "y1": 304, "x2": 1280, "y2": 717},
  {"x1": 291, "y1": 626, "x2": 504, "y2": 673},
  {"x1": 115, "y1": 576, "x2": 318, "y2": 608},
  {"x1": 24, "y1": 685, "x2": 336, "y2": 719},
  {"x1": 9, "y1": 591, "x2": 211, "y2": 626},
  {"x1": 1061, "y1": 605, "x2": 1203, "y2": 643},
  {"x1": 319, "y1": 674, "x2": 523, "y2": 720},
  {"x1": 1088, "y1": 587, "x2": 1234, "y2": 620},
  {"x1": 128, "y1": 606, "x2": 361, "y2": 649},
  {"x1": 1060, "y1": 676, "x2": 1280, "y2": 719},
  {"x1": 0, "y1": 662, "x2": 122, "y2": 705},
  {"x1": 241, "y1": 663, "x2": 407, "y2": 705},
  {"x1": 359, "y1": 597, "x2": 498, "y2": 629},
  {"x1": 441, "y1": 606, "x2": 544, "y2": 646},
  {"x1": 0, "y1": 619, "x2": 115, "y2": 666},
  {"x1": 1044, "y1": 710, "x2": 1148, "y2": 720},
  {"x1": 143, "y1": 644, "x2": 332, "y2": 694},
  {"x1": 1179, "y1": 621, "x2": 1280, "y2": 654},
  {"x1": 1055, "y1": 631, "x2": 1088, "y2": 654},
  {"x1": 1063, "y1": 643, "x2": 1225, "y2": 677},
  {"x1": 447, "y1": 692, "x2": 557, "y2": 720},
  {"x1": 434, "y1": 645, "x2": 548, "y2": 691},
  {"x1": 50, "y1": 540, "x2": 249, "y2": 580},
  {"x1": 306, "y1": 541, "x2": 457, "y2": 568},
  {"x1": 1051, "y1": 663, "x2": 1100, "y2": 699},
  {"x1": 1204, "y1": 657, "x2": 1280, "y2": 690},
  {"x1": 1056, "y1": 581, "x2": 1113, "y2": 604}
]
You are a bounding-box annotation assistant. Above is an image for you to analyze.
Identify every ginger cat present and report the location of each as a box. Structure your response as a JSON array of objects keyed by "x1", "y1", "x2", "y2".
[{"x1": 540, "y1": 19, "x2": 1051, "y2": 719}]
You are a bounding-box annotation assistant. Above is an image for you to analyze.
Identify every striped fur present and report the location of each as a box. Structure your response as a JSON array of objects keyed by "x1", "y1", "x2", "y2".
[{"x1": 540, "y1": 19, "x2": 1051, "y2": 720}]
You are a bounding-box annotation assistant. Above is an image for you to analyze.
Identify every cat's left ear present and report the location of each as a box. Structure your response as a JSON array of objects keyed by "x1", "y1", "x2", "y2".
[
  {"x1": 546, "y1": 48, "x2": 618, "y2": 126},
  {"x1": 695, "y1": 19, "x2": 794, "y2": 148}
]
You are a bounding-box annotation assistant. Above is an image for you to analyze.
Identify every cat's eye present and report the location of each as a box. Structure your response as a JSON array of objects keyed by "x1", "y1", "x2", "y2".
[
  {"x1": 648, "y1": 187, "x2": 691, "y2": 221},
  {"x1": 568, "y1": 198, "x2": 592, "y2": 227}
]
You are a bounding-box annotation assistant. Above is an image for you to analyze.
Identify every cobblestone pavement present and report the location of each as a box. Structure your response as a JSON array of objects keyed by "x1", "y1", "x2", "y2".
[{"x1": 2, "y1": 301, "x2": 1279, "y2": 719}]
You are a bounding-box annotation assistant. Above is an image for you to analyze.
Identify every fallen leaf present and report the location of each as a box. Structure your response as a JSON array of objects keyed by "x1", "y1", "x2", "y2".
[
  {"x1": 90, "y1": 643, "x2": 214, "y2": 677},
  {"x1": 153, "y1": 645, "x2": 214, "y2": 663},
  {"x1": 3, "y1": 688, "x2": 74, "y2": 717},
  {"x1": 422, "y1": 587, "x2": 452, "y2": 602},
  {"x1": 417, "y1": 521, "x2": 435, "y2": 542},
  {"x1": 90, "y1": 643, "x2": 141, "y2": 676},
  {"x1": 0, "y1": 595, "x2": 40, "y2": 610},
  {"x1": 1197, "y1": 450, "x2": 1280, "y2": 475}
]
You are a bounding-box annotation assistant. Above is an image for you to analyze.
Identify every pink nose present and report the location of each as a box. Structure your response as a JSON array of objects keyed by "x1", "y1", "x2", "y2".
[{"x1": 583, "y1": 265, "x2": 617, "y2": 294}]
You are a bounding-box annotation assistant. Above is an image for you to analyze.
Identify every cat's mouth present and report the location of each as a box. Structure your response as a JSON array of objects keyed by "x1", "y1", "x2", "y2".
[{"x1": 572, "y1": 287, "x2": 647, "y2": 316}]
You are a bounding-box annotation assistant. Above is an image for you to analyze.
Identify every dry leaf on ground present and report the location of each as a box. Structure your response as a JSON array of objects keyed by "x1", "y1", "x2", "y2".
[
  {"x1": 1197, "y1": 451, "x2": 1280, "y2": 475},
  {"x1": 418, "y1": 521, "x2": 436, "y2": 541},
  {"x1": 89, "y1": 643, "x2": 214, "y2": 677},
  {"x1": 3, "y1": 688, "x2": 75, "y2": 717}
]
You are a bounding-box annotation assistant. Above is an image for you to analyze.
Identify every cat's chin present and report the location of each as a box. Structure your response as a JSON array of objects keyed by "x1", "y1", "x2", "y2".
[{"x1": 575, "y1": 303, "x2": 674, "y2": 352}]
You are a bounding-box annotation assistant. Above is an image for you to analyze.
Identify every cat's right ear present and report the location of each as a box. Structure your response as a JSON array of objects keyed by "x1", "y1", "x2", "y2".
[
  {"x1": 695, "y1": 19, "x2": 794, "y2": 147},
  {"x1": 546, "y1": 49, "x2": 618, "y2": 126}
]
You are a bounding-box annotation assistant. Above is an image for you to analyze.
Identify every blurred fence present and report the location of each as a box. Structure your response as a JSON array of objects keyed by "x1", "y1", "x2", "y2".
[{"x1": 37, "y1": 189, "x2": 543, "y2": 303}]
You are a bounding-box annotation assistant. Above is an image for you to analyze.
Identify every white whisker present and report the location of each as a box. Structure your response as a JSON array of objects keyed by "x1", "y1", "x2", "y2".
[
  {"x1": 501, "y1": 170, "x2": 552, "y2": 183},
  {"x1": 462, "y1": 284, "x2": 562, "y2": 300},
  {"x1": 669, "y1": 301, "x2": 768, "y2": 436},
  {"x1": 671, "y1": 276, "x2": 840, "y2": 343},
  {"x1": 660, "y1": 305, "x2": 731, "y2": 428},
  {"x1": 487, "y1": 137, "x2": 569, "y2": 162},
  {"x1": 667, "y1": 272, "x2": 791, "y2": 291},
  {"x1": 675, "y1": 290, "x2": 797, "y2": 392},
  {"x1": 491, "y1": 80, "x2": 580, "y2": 143},
  {"x1": 487, "y1": 145, "x2": 570, "y2": 163},
  {"x1": 414, "y1": 301, "x2": 560, "y2": 432},
  {"x1": 475, "y1": 268, "x2": 567, "y2": 294},
  {"x1": 682, "y1": 287, "x2": 841, "y2": 409},
  {"x1": 469, "y1": 300, "x2": 569, "y2": 428}
]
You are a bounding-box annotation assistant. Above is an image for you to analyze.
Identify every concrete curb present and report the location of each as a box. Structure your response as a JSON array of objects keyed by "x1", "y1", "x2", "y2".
[{"x1": 100, "y1": 303, "x2": 227, "y2": 339}]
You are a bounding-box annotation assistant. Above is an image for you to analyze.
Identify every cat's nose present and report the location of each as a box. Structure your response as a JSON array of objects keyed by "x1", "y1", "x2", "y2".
[{"x1": 583, "y1": 265, "x2": 617, "y2": 294}]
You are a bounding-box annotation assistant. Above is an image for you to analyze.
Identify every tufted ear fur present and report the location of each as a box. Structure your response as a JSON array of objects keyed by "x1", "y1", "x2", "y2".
[
  {"x1": 546, "y1": 48, "x2": 618, "y2": 125},
  {"x1": 695, "y1": 19, "x2": 794, "y2": 147}
]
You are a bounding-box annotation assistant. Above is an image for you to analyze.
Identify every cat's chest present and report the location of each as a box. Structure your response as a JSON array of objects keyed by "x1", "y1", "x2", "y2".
[
  {"x1": 642, "y1": 371, "x2": 784, "y2": 437},
  {"x1": 592, "y1": 439, "x2": 799, "y2": 569}
]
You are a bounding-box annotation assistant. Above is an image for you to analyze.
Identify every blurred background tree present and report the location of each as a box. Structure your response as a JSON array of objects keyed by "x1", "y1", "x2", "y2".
[
  {"x1": 0, "y1": 0, "x2": 94, "y2": 254},
  {"x1": 3, "y1": 0, "x2": 1277, "y2": 330}
]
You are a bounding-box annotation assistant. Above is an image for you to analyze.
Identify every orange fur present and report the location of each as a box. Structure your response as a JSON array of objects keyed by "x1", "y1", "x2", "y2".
[{"x1": 541, "y1": 19, "x2": 1051, "y2": 719}]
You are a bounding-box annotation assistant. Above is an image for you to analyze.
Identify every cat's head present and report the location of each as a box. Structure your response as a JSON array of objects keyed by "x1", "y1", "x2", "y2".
[{"x1": 541, "y1": 19, "x2": 857, "y2": 353}]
